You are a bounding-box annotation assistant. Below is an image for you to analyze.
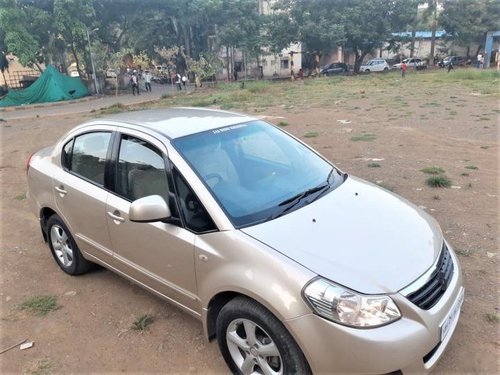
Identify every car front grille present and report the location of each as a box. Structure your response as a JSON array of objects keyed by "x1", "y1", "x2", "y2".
[{"x1": 406, "y1": 243, "x2": 454, "y2": 310}]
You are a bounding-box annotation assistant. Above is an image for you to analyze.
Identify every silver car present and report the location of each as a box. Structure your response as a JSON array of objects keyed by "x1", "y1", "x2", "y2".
[{"x1": 27, "y1": 108, "x2": 464, "y2": 374}]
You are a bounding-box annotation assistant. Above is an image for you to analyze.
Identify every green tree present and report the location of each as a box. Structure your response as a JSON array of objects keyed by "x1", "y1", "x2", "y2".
[
  {"x1": 185, "y1": 52, "x2": 222, "y2": 87},
  {"x1": 53, "y1": 0, "x2": 96, "y2": 77},
  {"x1": 0, "y1": 50, "x2": 9, "y2": 87},
  {"x1": 439, "y1": 0, "x2": 500, "y2": 57},
  {"x1": 0, "y1": 0, "x2": 53, "y2": 70},
  {"x1": 266, "y1": 0, "x2": 415, "y2": 73}
]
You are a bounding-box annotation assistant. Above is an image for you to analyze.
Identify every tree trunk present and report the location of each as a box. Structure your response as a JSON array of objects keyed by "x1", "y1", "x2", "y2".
[
  {"x1": 70, "y1": 41, "x2": 82, "y2": 78},
  {"x1": 430, "y1": 20, "x2": 436, "y2": 64},
  {"x1": 430, "y1": 2, "x2": 437, "y2": 65},
  {"x1": 226, "y1": 46, "x2": 230, "y2": 81},
  {"x1": 410, "y1": 29, "x2": 416, "y2": 58},
  {"x1": 1, "y1": 70, "x2": 8, "y2": 88},
  {"x1": 354, "y1": 49, "x2": 365, "y2": 74},
  {"x1": 410, "y1": 3, "x2": 418, "y2": 58}
]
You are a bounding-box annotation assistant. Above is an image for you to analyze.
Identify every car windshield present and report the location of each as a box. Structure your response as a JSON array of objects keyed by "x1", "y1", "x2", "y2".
[{"x1": 172, "y1": 120, "x2": 342, "y2": 227}]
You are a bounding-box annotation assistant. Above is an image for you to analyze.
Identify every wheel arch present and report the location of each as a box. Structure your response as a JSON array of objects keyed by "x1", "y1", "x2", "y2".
[
  {"x1": 39, "y1": 207, "x2": 58, "y2": 242},
  {"x1": 206, "y1": 291, "x2": 241, "y2": 341}
]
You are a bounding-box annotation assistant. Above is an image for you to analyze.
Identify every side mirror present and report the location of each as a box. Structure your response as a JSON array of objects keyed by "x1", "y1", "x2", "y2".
[{"x1": 129, "y1": 195, "x2": 171, "y2": 223}]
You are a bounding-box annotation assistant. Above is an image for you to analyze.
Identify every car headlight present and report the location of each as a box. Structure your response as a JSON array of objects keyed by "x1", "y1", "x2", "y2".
[{"x1": 303, "y1": 278, "x2": 401, "y2": 328}]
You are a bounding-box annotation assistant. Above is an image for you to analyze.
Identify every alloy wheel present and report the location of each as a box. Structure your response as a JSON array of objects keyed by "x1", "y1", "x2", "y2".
[
  {"x1": 50, "y1": 224, "x2": 74, "y2": 267},
  {"x1": 226, "y1": 318, "x2": 283, "y2": 375}
]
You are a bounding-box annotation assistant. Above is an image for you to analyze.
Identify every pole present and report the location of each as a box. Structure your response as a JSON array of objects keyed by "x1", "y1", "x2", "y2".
[{"x1": 86, "y1": 28, "x2": 99, "y2": 95}]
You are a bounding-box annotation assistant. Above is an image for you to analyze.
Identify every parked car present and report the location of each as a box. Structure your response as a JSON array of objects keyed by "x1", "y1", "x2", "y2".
[
  {"x1": 359, "y1": 58, "x2": 390, "y2": 72},
  {"x1": 320, "y1": 62, "x2": 348, "y2": 76},
  {"x1": 105, "y1": 69, "x2": 117, "y2": 78},
  {"x1": 393, "y1": 58, "x2": 427, "y2": 70},
  {"x1": 438, "y1": 56, "x2": 468, "y2": 68},
  {"x1": 27, "y1": 108, "x2": 464, "y2": 375}
]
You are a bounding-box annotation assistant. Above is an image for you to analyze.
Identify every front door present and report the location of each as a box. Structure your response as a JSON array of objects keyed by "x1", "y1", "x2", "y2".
[{"x1": 105, "y1": 133, "x2": 199, "y2": 314}]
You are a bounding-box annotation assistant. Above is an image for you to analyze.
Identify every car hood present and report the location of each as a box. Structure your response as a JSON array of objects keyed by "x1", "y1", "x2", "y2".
[{"x1": 241, "y1": 176, "x2": 442, "y2": 294}]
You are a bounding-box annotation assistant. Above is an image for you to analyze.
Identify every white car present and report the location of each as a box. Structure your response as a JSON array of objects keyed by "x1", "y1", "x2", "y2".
[
  {"x1": 393, "y1": 58, "x2": 427, "y2": 70},
  {"x1": 359, "y1": 59, "x2": 390, "y2": 73},
  {"x1": 106, "y1": 69, "x2": 118, "y2": 78}
]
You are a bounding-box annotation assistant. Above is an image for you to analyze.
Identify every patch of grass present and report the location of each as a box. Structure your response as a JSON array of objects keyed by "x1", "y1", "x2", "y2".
[
  {"x1": 246, "y1": 81, "x2": 272, "y2": 94},
  {"x1": 15, "y1": 192, "x2": 27, "y2": 200},
  {"x1": 479, "y1": 117, "x2": 490, "y2": 121},
  {"x1": 426, "y1": 175, "x2": 452, "y2": 188},
  {"x1": 191, "y1": 99, "x2": 213, "y2": 107},
  {"x1": 350, "y1": 133, "x2": 376, "y2": 142},
  {"x1": 455, "y1": 248, "x2": 470, "y2": 257},
  {"x1": 304, "y1": 132, "x2": 319, "y2": 138},
  {"x1": 29, "y1": 359, "x2": 53, "y2": 375},
  {"x1": 465, "y1": 165, "x2": 478, "y2": 170},
  {"x1": 131, "y1": 314, "x2": 154, "y2": 331},
  {"x1": 99, "y1": 103, "x2": 127, "y2": 114},
  {"x1": 449, "y1": 110, "x2": 458, "y2": 115},
  {"x1": 460, "y1": 172, "x2": 469, "y2": 177},
  {"x1": 421, "y1": 166, "x2": 445, "y2": 175},
  {"x1": 432, "y1": 195, "x2": 440, "y2": 200},
  {"x1": 278, "y1": 120, "x2": 289, "y2": 127},
  {"x1": 480, "y1": 145, "x2": 489, "y2": 149},
  {"x1": 486, "y1": 312, "x2": 500, "y2": 324},
  {"x1": 19, "y1": 295, "x2": 61, "y2": 316},
  {"x1": 367, "y1": 162, "x2": 381, "y2": 168}
]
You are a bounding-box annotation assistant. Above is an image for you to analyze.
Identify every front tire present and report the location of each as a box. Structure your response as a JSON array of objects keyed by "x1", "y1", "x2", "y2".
[
  {"x1": 47, "y1": 214, "x2": 92, "y2": 275},
  {"x1": 216, "y1": 297, "x2": 311, "y2": 375}
]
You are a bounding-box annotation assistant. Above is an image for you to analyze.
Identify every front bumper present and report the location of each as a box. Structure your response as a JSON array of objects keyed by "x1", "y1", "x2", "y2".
[{"x1": 285, "y1": 250, "x2": 464, "y2": 374}]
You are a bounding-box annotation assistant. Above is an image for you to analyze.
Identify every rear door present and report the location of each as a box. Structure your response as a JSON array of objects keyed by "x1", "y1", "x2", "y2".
[
  {"x1": 53, "y1": 128, "x2": 114, "y2": 262},
  {"x1": 105, "y1": 130, "x2": 202, "y2": 314}
]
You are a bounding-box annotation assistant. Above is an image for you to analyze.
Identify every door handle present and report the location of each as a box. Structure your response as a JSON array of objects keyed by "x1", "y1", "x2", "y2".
[
  {"x1": 107, "y1": 211, "x2": 125, "y2": 222},
  {"x1": 55, "y1": 185, "x2": 67, "y2": 196}
]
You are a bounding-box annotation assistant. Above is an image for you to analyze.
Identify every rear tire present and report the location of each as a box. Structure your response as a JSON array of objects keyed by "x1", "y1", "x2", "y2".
[
  {"x1": 46, "y1": 214, "x2": 92, "y2": 275},
  {"x1": 216, "y1": 296, "x2": 311, "y2": 375}
]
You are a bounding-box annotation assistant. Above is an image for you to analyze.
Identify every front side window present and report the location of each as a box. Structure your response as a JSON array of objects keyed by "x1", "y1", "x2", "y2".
[
  {"x1": 173, "y1": 120, "x2": 343, "y2": 227},
  {"x1": 115, "y1": 135, "x2": 169, "y2": 202},
  {"x1": 64, "y1": 132, "x2": 111, "y2": 186}
]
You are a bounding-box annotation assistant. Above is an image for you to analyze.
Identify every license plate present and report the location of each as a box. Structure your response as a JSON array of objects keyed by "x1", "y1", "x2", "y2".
[{"x1": 440, "y1": 287, "x2": 464, "y2": 342}]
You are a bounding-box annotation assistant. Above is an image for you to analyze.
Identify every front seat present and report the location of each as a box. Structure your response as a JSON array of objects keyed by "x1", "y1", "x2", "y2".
[{"x1": 128, "y1": 166, "x2": 169, "y2": 202}]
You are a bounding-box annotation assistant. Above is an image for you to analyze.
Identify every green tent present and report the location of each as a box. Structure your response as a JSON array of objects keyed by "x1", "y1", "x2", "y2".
[{"x1": 0, "y1": 64, "x2": 90, "y2": 107}]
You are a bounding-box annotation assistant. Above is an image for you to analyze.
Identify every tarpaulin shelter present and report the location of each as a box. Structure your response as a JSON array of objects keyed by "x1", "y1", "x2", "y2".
[{"x1": 0, "y1": 65, "x2": 90, "y2": 107}]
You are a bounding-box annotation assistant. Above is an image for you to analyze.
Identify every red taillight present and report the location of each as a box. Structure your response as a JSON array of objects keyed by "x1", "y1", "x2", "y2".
[{"x1": 26, "y1": 153, "x2": 34, "y2": 175}]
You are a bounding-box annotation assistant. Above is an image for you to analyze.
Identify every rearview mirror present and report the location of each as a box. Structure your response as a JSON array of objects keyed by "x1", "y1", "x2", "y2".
[{"x1": 129, "y1": 195, "x2": 171, "y2": 222}]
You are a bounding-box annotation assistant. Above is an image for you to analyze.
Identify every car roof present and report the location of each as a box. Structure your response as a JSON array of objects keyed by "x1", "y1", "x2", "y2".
[{"x1": 93, "y1": 107, "x2": 255, "y2": 139}]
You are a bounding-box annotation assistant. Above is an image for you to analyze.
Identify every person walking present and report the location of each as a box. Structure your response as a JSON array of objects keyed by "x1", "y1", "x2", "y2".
[
  {"x1": 144, "y1": 70, "x2": 152, "y2": 92},
  {"x1": 175, "y1": 72, "x2": 182, "y2": 91},
  {"x1": 182, "y1": 74, "x2": 187, "y2": 88},
  {"x1": 130, "y1": 71, "x2": 140, "y2": 95},
  {"x1": 401, "y1": 61, "x2": 407, "y2": 78},
  {"x1": 447, "y1": 60, "x2": 454, "y2": 73}
]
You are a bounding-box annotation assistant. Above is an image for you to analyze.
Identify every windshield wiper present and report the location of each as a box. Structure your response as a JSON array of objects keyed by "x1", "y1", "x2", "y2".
[{"x1": 270, "y1": 168, "x2": 335, "y2": 220}]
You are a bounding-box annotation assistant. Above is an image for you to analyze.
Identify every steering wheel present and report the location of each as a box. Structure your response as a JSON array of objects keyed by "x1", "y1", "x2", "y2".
[{"x1": 204, "y1": 173, "x2": 223, "y2": 187}]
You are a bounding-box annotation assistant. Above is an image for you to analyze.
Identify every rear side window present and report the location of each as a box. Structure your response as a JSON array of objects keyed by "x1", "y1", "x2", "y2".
[{"x1": 63, "y1": 132, "x2": 111, "y2": 186}]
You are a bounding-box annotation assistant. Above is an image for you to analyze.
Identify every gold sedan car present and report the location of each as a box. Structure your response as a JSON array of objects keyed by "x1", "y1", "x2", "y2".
[{"x1": 28, "y1": 108, "x2": 464, "y2": 374}]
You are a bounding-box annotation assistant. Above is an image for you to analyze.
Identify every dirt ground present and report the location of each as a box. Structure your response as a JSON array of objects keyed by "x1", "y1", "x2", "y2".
[{"x1": 0, "y1": 78, "x2": 498, "y2": 374}]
